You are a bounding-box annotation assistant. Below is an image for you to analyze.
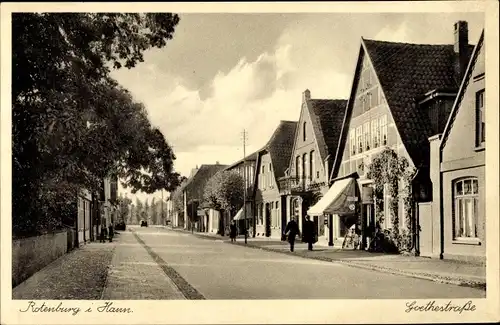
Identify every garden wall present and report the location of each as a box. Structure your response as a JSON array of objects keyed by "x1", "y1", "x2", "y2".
[{"x1": 12, "y1": 231, "x2": 68, "y2": 287}]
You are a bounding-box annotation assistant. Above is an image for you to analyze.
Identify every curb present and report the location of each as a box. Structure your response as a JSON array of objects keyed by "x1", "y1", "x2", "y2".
[{"x1": 175, "y1": 229, "x2": 486, "y2": 291}]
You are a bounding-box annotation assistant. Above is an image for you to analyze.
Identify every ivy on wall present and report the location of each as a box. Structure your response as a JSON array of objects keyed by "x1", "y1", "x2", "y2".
[{"x1": 365, "y1": 148, "x2": 417, "y2": 253}]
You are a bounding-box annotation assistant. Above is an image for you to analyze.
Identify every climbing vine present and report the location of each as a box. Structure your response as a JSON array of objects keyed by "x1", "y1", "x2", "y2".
[{"x1": 366, "y1": 148, "x2": 416, "y2": 253}]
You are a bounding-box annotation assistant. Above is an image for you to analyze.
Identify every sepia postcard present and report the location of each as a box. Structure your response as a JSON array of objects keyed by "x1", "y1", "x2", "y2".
[{"x1": 1, "y1": 1, "x2": 499, "y2": 324}]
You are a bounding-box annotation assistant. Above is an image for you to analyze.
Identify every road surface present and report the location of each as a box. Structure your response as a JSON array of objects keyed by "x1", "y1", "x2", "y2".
[{"x1": 118, "y1": 226, "x2": 484, "y2": 299}]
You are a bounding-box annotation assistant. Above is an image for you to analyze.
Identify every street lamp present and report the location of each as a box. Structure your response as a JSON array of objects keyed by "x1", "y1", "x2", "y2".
[{"x1": 242, "y1": 129, "x2": 248, "y2": 245}]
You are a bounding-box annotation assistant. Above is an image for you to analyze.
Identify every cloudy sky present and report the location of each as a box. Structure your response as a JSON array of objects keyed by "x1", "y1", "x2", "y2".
[{"x1": 112, "y1": 12, "x2": 484, "y2": 202}]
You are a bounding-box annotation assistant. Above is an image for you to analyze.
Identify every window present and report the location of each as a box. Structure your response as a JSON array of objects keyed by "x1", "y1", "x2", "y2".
[
  {"x1": 379, "y1": 115, "x2": 387, "y2": 146},
  {"x1": 363, "y1": 122, "x2": 370, "y2": 151},
  {"x1": 303, "y1": 153, "x2": 308, "y2": 180},
  {"x1": 295, "y1": 156, "x2": 300, "y2": 179},
  {"x1": 476, "y1": 90, "x2": 485, "y2": 145},
  {"x1": 303, "y1": 122, "x2": 307, "y2": 141},
  {"x1": 310, "y1": 151, "x2": 315, "y2": 180},
  {"x1": 258, "y1": 203, "x2": 263, "y2": 225},
  {"x1": 371, "y1": 119, "x2": 379, "y2": 148},
  {"x1": 356, "y1": 126, "x2": 363, "y2": 153},
  {"x1": 350, "y1": 129, "x2": 356, "y2": 155},
  {"x1": 275, "y1": 201, "x2": 280, "y2": 228},
  {"x1": 453, "y1": 178, "x2": 479, "y2": 239}
]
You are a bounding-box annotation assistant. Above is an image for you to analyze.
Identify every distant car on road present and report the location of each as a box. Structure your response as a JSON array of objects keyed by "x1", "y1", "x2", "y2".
[
  {"x1": 115, "y1": 221, "x2": 126, "y2": 231},
  {"x1": 141, "y1": 220, "x2": 148, "y2": 227}
]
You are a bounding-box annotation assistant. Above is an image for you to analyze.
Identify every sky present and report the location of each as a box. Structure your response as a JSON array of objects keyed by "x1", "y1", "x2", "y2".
[{"x1": 111, "y1": 12, "x2": 484, "y2": 202}]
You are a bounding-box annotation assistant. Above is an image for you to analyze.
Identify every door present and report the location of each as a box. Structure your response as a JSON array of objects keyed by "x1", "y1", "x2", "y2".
[
  {"x1": 418, "y1": 203, "x2": 433, "y2": 257},
  {"x1": 265, "y1": 203, "x2": 271, "y2": 237}
]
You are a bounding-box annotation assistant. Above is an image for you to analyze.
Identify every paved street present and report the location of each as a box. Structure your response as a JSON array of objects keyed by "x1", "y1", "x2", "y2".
[{"x1": 126, "y1": 226, "x2": 485, "y2": 299}]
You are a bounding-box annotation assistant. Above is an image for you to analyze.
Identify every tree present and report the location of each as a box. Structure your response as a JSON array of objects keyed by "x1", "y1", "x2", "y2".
[
  {"x1": 172, "y1": 178, "x2": 188, "y2": 214},
  {"x1": 12, "y1": 13, "x2": 181, "y2": 236},
  {"x1": 135, "y1": 198, "x2": 144, "y2": 223},
  {"x1": 204, "y1": 170, "x2": 244, "y2": 216},
  {"x1": 117, "y1": 194, "x2": 132, "y2": 224},
  {"x1": 151, "y1": 197, "x2": 158, "y2": 225}
]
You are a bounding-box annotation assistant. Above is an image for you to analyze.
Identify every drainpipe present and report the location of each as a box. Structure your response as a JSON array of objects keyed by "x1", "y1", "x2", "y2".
[
  {"x1": 409, "y1": 168, "x2": 420, "y2": 255},
  {"x1": 324, "y1": 155, "x2": 331, "y2": 185},
  {"x1": 439, "y1": 150, "x2": 445, "y2": 260}
]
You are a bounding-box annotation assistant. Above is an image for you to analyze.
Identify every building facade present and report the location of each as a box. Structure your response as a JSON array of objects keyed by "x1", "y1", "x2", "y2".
[
  {"x1": 183, "y1": 163, "x2": 227, "y2": 231},
  {"x1": 425, "y1": 30, "x2": 485, "y2": 262},
  {"x1": 223, "y1": 153, "x2": 258, "y2": 235},
  {"x1": 278, "y1": 90, "x2": 347, "y2": 245},
  {"x1": 310, "y1": 21, "x2": 473, "y2": 250},
  {"x1": 254, "y1": 120, "x2": 297, "y2": 238}
]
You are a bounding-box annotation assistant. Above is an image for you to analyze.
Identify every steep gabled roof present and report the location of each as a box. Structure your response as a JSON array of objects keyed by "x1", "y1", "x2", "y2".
[
  {"x1": 224, "y1": 151, "x2": 259, "y2": 171},
  {"x1": 257, "y1": 120, "x2": 297, "y2": 190},
  {"x1": 441, "y1": 29, "x2": 485, "y2": 150},
  {"x1": 307, "y1": 99, "x2": 348, "y2": 164},
  {"x1": 184, "y1": 164, "x2": 227, "y2": 201},
  {"x1": 331, "y1": 38, "x2": 474, "y2": 180}
]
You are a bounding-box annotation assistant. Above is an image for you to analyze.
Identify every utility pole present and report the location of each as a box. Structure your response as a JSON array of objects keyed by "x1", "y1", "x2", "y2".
[
  {"x1": 242, "y1": 129, "x2": 248, "y2": 244},
  {"x1": 161, "y1": 189, "x2": 164, "y2": 226}
]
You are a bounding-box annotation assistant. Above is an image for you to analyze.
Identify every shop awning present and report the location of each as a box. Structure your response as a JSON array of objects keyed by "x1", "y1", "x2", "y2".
[
  {"x1": 307, "y1": 177, "x2": 357, "y2": 216},
  {"x1": 233, "y1": 208, "x2": 245, "y2": 220}
]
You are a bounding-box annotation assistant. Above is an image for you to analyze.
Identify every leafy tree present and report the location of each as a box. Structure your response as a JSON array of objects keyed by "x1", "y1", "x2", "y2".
[
  {"x1": 204, "y1": 170, "x2": 244, "y2": 217},
  {"x1": 135, "y1": 198, "x2": 144, "y2": 223},
  {"x1": 151, "y1": 197, "x2": 158, "y2": 225},
  {"x1": 172, "y1": 177, "x2": 188, "y2": 213},
  {"x1": 12, "y1": 13, "x2": 181, "y2": 236},
  {"x1": 117, "y1": 194, "x2": 132, "y2": 224}
]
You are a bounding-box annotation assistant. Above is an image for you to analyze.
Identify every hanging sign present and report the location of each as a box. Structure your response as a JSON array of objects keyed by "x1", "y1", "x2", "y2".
[
  {"x1": 347, "y1": 196, "x2": 358, "y2": 202},
  {"x1": 349, "y1": 204, "x2": 356, "y2": 211}
]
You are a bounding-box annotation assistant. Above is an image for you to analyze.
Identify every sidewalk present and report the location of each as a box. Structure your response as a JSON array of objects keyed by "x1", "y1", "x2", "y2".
[
  {"x1": 172, "y1": 228, "x2": 486, "y2": 290},
  {"x1": 101, "y1": 231, "x2": 185, "y2": 300},
  {"x1": 13, "y1": 231, "x2": 186, "y2": 300},
  {"x1": 13, "y1": 240, "x2": 115, "y2": 299}
]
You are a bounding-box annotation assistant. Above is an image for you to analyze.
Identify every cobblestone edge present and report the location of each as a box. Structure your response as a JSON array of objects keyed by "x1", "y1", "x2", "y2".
[
  {"x1": 131, "y1": 229, "x2": 205, "y2": 300},
  {"x1": 173, "y1": 229, "x2": 486, "y2": 291}
]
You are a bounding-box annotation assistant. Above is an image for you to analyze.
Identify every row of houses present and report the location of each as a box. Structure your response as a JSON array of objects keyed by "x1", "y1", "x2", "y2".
[{"x1": 170, "y1": 21, "x2": 485, "y2": 262}]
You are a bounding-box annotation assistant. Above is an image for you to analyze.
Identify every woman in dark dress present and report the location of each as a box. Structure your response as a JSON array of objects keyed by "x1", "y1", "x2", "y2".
[{"x1": 229, "y1": 220, "x2": 237, "y2": 242}]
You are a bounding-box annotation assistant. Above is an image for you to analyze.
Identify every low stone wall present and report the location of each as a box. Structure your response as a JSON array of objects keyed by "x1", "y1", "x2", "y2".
[{"x1": 12, "y1": 231, "x2": 68, "y2": 287}]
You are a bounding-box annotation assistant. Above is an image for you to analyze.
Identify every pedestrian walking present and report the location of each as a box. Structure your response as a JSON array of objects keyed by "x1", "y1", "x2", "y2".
[
  {"x1": 303, "y1": 215, "x2": 316, "y2": 251},
  {"x1": 108, "y1": 224, "x2": 114, "y2": 243},
  {"x1": 100, "y1": 225, "x2": 107, "y2": 243},
  {"x1": 284, "y1": 217, "x2": 300, "y2": 252},
  {"x1": 229, "y1": 220, "x2": 237, "y2": 242}
]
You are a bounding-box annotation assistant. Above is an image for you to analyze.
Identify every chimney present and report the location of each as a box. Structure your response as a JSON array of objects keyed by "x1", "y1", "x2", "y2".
[
  {"x1": 302, "y1": 89, "x2": 311, "y2": 102},
  {"x1": 216, "y1": 161, "x2": 219, "y2": 165},
  {"x1": 454, "y1": 21, "x2": 469, "y2": 80}
]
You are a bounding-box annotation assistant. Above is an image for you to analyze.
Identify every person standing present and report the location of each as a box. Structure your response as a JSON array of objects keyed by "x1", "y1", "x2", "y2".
[
  {"x1": 303, "y1": 215, "x2": 316, "y2": 251},
  {"x1": 108, "y1": 224, "x2": 114, "y2": 243},
  {"x1": 284, "y1": 217, "x2": 300, "y2": 252},
  {"x1": 229, "y1": 220, "x2": 237, "y2": 242},
  {"x1": 100, "y1": 224, "x2": 107, "y2": 243}
]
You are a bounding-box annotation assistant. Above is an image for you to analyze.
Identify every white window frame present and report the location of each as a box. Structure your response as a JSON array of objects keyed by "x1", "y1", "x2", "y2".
[
  {"x1": 380, "y1": 115, "x2": 388, "y2": 146},
  {"x1": 356, "y1": 126, "x2": 363, "y2": 154},
  {"x1": 371, "y1": 119, "x2": 379, "y2": 149},
  {"x1": 476, "y1": 89, "x2": 485, "y2": 146},
  {"x1": 363, "y1": 122, "x2": 371, "y2": 151},
  {"x1": 350, "y1": 129, "x2": 356, "y2": 155},
  {"x1": 453, "y1": 178, "x2": 479, "y2": 240}
]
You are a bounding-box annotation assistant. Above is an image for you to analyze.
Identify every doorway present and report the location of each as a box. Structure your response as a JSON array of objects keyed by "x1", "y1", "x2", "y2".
[{"x1": 265, "y1": 203, "x2": 271, "y2": 237}]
